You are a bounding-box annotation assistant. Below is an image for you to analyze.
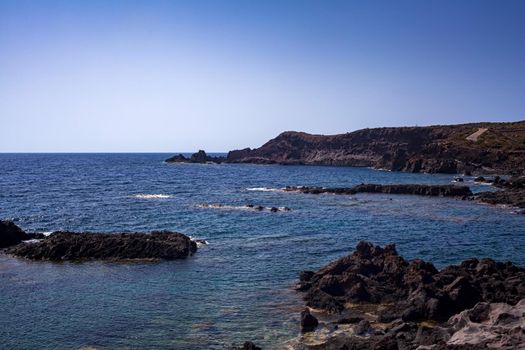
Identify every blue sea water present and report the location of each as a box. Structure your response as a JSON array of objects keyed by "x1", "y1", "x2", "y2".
[{"x1": 0, "y1": 153, "x2": 523, "y2": 350}]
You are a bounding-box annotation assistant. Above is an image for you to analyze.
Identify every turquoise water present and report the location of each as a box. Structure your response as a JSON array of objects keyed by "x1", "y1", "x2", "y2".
[{"x1": 0, "y1": 153, "x2": 523, "y2": 349}]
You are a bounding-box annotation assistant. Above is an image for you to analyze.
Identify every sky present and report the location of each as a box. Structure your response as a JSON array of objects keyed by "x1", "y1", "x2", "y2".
[{"x1": 1, "y1": 0, "x2": 524, "y2": 152}]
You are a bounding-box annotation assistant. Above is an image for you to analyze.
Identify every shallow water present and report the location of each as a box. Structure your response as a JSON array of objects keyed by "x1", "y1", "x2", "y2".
[{"x1": 0, "y1": 153, "x2": 523, "y2": 349}]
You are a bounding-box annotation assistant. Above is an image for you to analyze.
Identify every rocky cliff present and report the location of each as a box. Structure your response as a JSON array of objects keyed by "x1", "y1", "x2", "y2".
[
  {"x1": 225, "y1": 121, "x2": 525, "y2": 175},
  {"x1": 168, "y1": 121, "x2": 525, "y2": 175}
]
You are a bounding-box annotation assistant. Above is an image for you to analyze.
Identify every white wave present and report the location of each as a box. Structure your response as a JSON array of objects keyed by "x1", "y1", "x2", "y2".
[
  {"x1": 245, "y1": 187, "x2": 283, "y2": 192},
  {"x1": 23, "y1": 239, "x2": 41, "y2": 244},
  {"x1": 189, "y1": 236, "x2": 209, "y2": 247},
  {"x1": 132, "y1": 194, "x2": 173, "y2": 199},
  {"x1": 196, "y1": 203, "x2": 248, "y2": 210},
  {"x1": 473, "y1": 181, "x2": 494, "y2": 186},
  {"x1": 42, "y1": 231, "x2": 53, "y2": 236}
]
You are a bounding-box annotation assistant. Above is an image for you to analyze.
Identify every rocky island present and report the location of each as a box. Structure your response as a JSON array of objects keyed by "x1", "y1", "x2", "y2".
[
  {"x1": 0, "y1": 220, "x2": 198, "y2": 262},
  {"x1": 167, "y1": 121, "x2": 525, "y2": 175}
]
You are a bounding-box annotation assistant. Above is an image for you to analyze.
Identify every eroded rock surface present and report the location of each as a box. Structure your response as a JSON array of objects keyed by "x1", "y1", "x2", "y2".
[
  {"x1": 298, "y1": 241, "x2": 524, "y2": 320},
  {"x1": 6, "y1": 230, "x2": 197, "y2": 262},
  {"x1": 291, "y1": 242, "x2": 525, "y2": 350}
]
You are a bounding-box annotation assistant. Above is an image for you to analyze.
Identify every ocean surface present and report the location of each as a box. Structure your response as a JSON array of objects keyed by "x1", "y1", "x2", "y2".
[{"x1": 0, "y1": 153, "x2": 524, "y2": 350}]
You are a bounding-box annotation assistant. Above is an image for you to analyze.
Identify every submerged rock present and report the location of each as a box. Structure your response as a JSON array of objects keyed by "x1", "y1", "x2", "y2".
[
  {"x1": 6, "y1": 230, "x2": 197, "y2": 262},
  {"x1": 0, "y1": 220, "x2": 29, "y2": 248}
]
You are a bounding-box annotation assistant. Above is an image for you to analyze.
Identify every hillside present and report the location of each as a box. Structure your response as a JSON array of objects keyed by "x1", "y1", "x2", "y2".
[{"x1": 224, "y1": 121, "x2": 525, "y2": 175}]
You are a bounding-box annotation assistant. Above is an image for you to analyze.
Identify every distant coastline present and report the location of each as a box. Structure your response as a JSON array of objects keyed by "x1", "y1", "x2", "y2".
[{"x1": 167, "y1": 121, "x2": 525, "y2": 176}]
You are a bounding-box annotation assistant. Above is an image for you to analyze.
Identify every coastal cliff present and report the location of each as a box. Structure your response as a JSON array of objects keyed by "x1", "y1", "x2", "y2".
[{"x1": 168, "y1": 121, "x2": 525, "y2": 175}]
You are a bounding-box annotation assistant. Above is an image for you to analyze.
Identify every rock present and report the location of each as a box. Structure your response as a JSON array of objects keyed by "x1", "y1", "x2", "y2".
[
  {"x1": 354, "y1": 320, "x2": 372, "y2": 336},
  {"x1": 165, "y1": 150, "x2": 226, "y2": 164},
  {"x1": 164, "y1": 153, "x2": 188, "y2": 162},
  {"x1": 284, "y1": 184, "x2": 472, "y2": 198},
  {"x1": 471, "y1": 176, "x2": 525, "y2": 209},
  {"x1": 447, "y1": 300, "x2": 525, "y2": 349},
  {"x1": 233, "y1": 341, "x2": 261, "y2": 350},
  {"x1": 299, "y1": 241, "x2": 524, "y2": 322},
  {"x1": 6, "y1": 231, "x2": 197, "y2": 262},
  {"x1": 221, "y1": 121, "x2": 525, "y2": 175},
  {"x1": 300, "y1": 308, "x2": 318, "y2": 332},
  {"x1": 414, "y1": 325, "x2": 451, "y2": 345},
  {"x1": 292, "y1": 242, "x2": 525, "y2": 350},
  {"x1": 0, "y1": 220, "x2": 30, "y2": 248}
]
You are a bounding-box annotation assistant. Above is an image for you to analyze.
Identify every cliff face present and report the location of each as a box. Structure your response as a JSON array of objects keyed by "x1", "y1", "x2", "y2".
[{"x1": 226, "y1": 121, "x2": 525, "y2": 175}]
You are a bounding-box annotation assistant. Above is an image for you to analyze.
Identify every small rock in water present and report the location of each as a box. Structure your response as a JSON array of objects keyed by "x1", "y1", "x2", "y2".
[
  {"x1": 233, "y1": 341, "x2": 261, "y2": 350},
  {"x1": 300, "y1": 308, "x2": 318, "y2": 332}
]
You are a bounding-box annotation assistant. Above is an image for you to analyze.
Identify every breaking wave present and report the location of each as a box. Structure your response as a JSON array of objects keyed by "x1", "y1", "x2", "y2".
[
  {"x1": 132, "y1": 194, "x2": 173, "y2": 199},
  {"x1": 245, "y1": 187, "x2": 283, "y2": 192}
]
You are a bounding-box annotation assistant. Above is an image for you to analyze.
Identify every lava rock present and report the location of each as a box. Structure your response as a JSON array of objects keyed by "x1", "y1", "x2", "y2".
[
  {"x1": 299, "y1": 241, "x2": 525, "y2": 322},
  {"x1": 6, "y1": 231, "x2": 197, "y2": 262},
  {"x1": 0, "y1": 220, "x2": 30, "y2": 248},
  {"x1": 284, "y1": 184, "x2": 472, "y2": 198},
  {"x1": 300, "y1": 309, "x2": 319, "y2": 332},
  {"x1": 233, "y1": 341, "x2": 262, "y2": 350}
]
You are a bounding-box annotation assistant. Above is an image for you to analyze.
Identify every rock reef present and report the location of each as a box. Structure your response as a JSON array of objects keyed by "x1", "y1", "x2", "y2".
[
  {"x1": 2, "y1": 222, "x2": 198, "y2": 262},
  {"x1": 284, "y1": 184, "x2": 472, "y2": 198},
  {"x1": 165, "y1": 150, "x2": 225, "y2": 164},
  {"x1": 474, "y1": 176, "x2": 525, "y2": 210},
  {"x1": 292, "y1": 241, "x2": 525, "y2": 349}
]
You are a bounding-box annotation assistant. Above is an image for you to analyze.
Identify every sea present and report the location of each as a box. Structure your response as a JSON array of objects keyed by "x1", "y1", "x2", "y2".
[{"x1": 0, "y1": 153, "x2": 523, "y2": 349}]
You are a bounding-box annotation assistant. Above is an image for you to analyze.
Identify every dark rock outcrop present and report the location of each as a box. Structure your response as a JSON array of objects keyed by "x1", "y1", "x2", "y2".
[
  {"x1": 0, "y1": 220, "x2": 30, "y2": 248},
  {"x1": 165, "y1": 150, "x2": 225, "y2": 164},
  {"x1": 300, "y1": 309, "x2": 319, "y2": 332},
  {"x1": 232, "y1": 342, "x2": 262, "y2": 350},
  {"x1": 225, "y1": 121, "x2": 525, "y2": 175},
  {"x1": 285, "y1": 184, "x2": 472, "y2": 198},
  {"x1": 166, "y1": 122, "x2": 525, "y2": 175},
  {"x1": 298, "y1": 241, "x2": 524, "y2": 320},
  {"x1": 474, "y1": 176, "x2": 525, "y2": 209},
  {"x1": 475, "y1": 189, "x2": 525, "y2": 209},
  {"x1": 291, "y1": 241, "x2": 525, "y2": 350},
  {"x1": 6, "y1": 231, "x2": 197, "y2": 262}
]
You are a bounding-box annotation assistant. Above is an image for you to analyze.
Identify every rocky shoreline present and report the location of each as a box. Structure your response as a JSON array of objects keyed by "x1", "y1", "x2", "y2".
[
  {"x1": 166, "y1": 121, "x2": 525, "y2": 175},
  {"x1": 291, "y1": 241, "x2": 525, "y2": 349},
  {"x1": 239, "y1": 242, "x2": 525, "y2": 350},
  {"x1": 0, "y1": 220, "x2": 198, "y2": 262}
]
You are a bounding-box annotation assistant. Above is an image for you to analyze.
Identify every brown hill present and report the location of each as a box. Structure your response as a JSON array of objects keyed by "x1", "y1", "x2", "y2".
[{"x1": 225, "y1": 121, "x2": 525, "y2": 175}]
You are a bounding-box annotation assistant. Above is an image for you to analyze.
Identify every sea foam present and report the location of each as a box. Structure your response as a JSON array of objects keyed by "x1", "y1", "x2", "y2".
[
  {"x1": 132, "y1": 194, "x2": 173, "y2": 199},
  {"x1": 245, "y1": 187, "x2": 283, "y2": 192}
]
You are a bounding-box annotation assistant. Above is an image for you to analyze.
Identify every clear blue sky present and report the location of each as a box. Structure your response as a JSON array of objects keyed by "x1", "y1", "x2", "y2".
[{"x1": 1, "y1": 0, "x2": 524, "y2": 152}]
